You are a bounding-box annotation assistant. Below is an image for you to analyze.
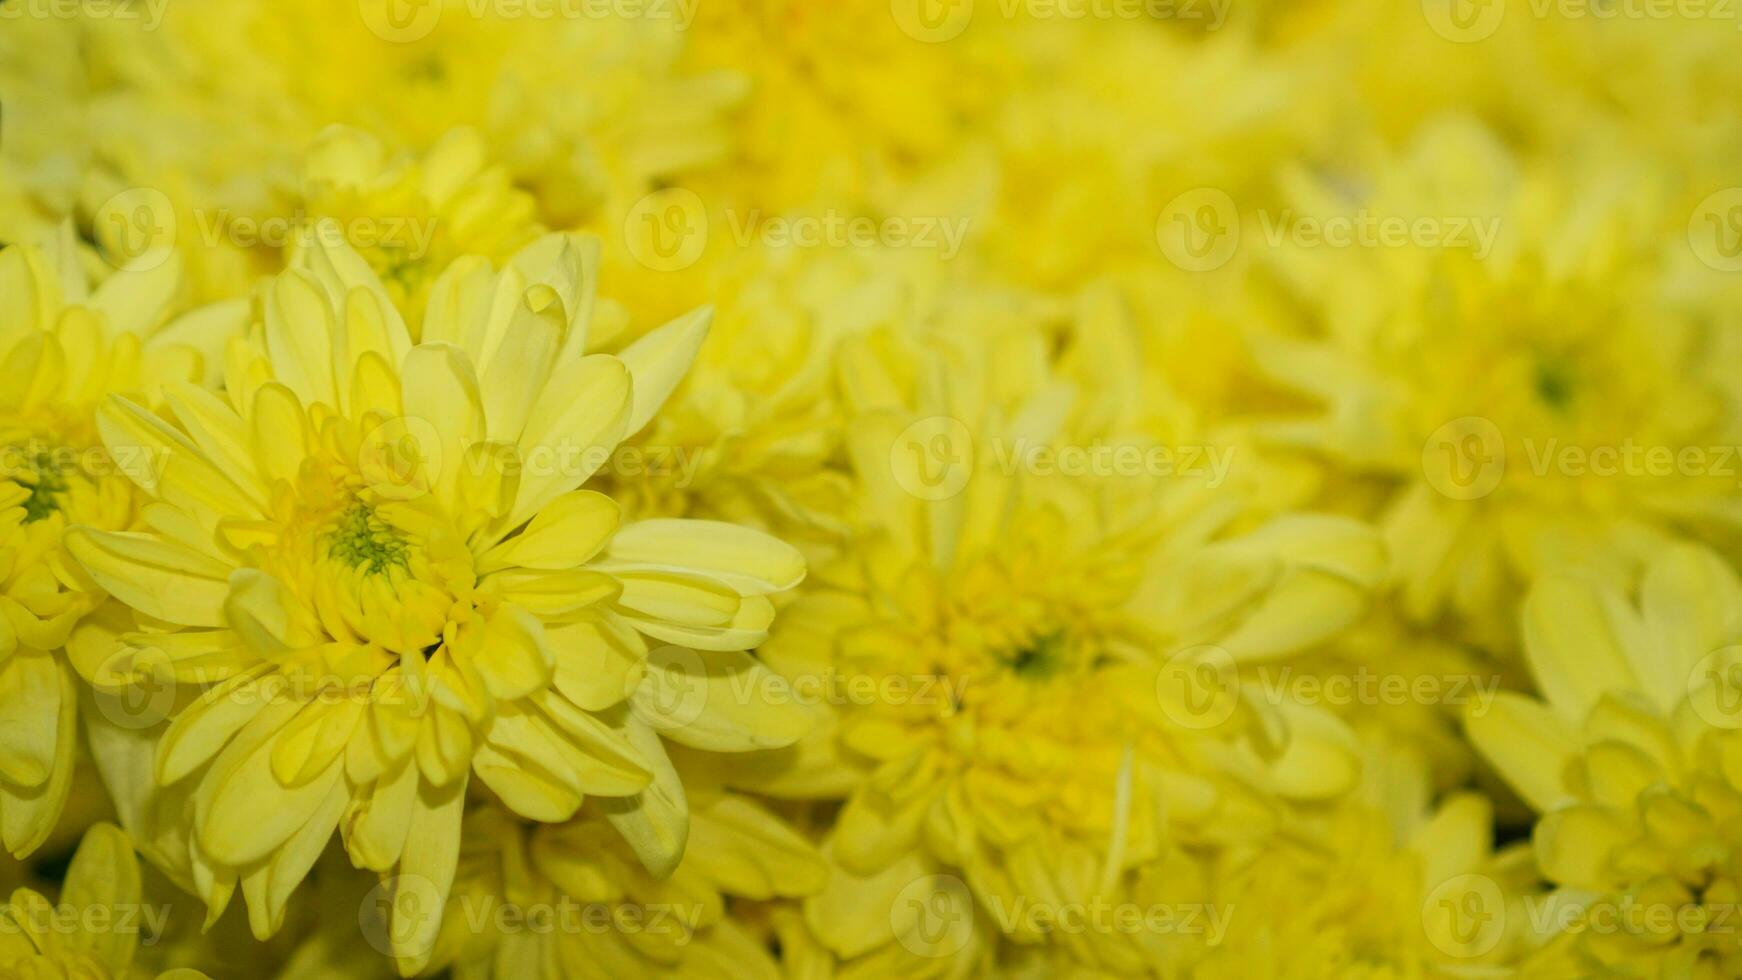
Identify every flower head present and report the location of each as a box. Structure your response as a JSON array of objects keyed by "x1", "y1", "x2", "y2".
[
  {"x1": 726, "y1": 318, "x2": 1383, "y2": 971},
  {"x1": 1470, "y1": 543, "x2": 1742, "y2": 975},
  {"x1": 426, "y1": 781, "x2": 824, "y2": 978},
  {"x1": 1249, "y1": 119, "x2": 1742, "y2": 643},
  {"x1": 0, "y1": 823, "x2": 209, "y2": 980},
  {"x1": 0, "y1": 234, "x2": 233, "y2": 859},
  {"x1": 65, "y1": 227, "x2": 807, "y2": 970}
]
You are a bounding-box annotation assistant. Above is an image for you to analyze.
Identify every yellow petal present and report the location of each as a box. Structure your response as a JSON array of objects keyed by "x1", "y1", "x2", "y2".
[
  {"x1": 1466, "y1": 692, "x2": 1576, "y2": 813},
  {"x1": 596, "y1": 519, "x2": 805, "y2": 596},
  {"x1": 509, "y1": 354, "x2": 630, "y2": 527},
  {"x1": 391, "y1": 775, "x2": 467, "y2": 975},
  {"x1": 616, "y1": 307, "x2": 709, "y2": 437},
  {"x1": 478, "y1": 490, "x2": 619, "y2": 572},
  {"x1": 1524, "y1": 575, "x2": 1639, "y2": 722},
  {"x1": 596, "y1": 716, "x2": 687, "y2": 877},
  {"x1": 400, "y1": 342, "x2": 485, "y2": 512},
  {"x1": 60, "y1": 823, "x2": 141, "y2": 972},
  {"x1": 65, "y1": 529, "x2": 231, "y2": 628},
  {"x1": 630, "y1": 647, "x2": 812, "y2": 752}
]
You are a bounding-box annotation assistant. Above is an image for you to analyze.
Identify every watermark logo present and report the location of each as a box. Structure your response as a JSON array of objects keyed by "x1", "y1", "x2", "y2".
[
  {"x1": 198, "y1": 209, "x2": 440, "y2": 258},
  {"x1": 1422, "y1": 417, "x2": 1506, "y2": 500},
  {"x1": 1691, "y1": 188, "x2": 1742, "y2": 272},
  {"x1": 628, "y1": 646, "x2": 710, "y2": 730},
  {"x1": 892, "y1": 0, "x2": 1228, "y2": 38},
  {"x1": 1156, "y1": 644, "x2": 1239, "y2": 730},
  {"x1": 92, "y1": 187, "x2": 176, "y2": 271},
  {"x1": 1157, "y1": 188, "x2": 1240, "y2": 272},
  {"x1": 0, "y1": 897, "x2": 171, "y2": 946},
  {"x1": 1251, "y1": 666, "x2": 1502, "y2": 715},
  {"x1": 1422, "y1": 0, "x2": 1506, "y2": 41},
  {"x1": 986, "y1": 897, "x2": 1232, "y2": 943},
  {"x1": 891, "y1": 416, "x2": 975, "y2": 501},
  {"x1": 360, "y1": 0, "x2": 444, "y2": 42},
  {"x1": 624, "y1": 188, "x2": 708, "y2": 272},
  {"x1": 0, "y1": 0, "x2": 169, "y2": 29},
  {"x1": 892, "y1": 874, "x2": 976, "y2": 957},
  {"x1": 88, "y1": 644, "x2": 177, "y2": 731},
  {"x1": 724, "y1": 209, "x2": 970, "y2": 260},
  {"x1": 1688, "y1": 646, "x2": 1742, "y2": 729},
  {"x1": 891, "y1": 0, "x2": 975, "y2": 41},
  {"x1": 360, "y1": 415, "x2": 443, "y2": 502},
  {"x1": 1256, "y1": 209, "x2": 1501, "y2": 258},
  {"x1": 1422, "y1": 873, "x2": 1506, "y2": 957},
  {"x1": 359, "y1": 874, "x2": 443, "y2": 958}
]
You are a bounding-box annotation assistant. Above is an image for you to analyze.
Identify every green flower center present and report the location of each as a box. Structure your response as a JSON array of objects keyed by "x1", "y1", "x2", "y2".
[
  {"x1": 1004, "y1": 630, "x2": 1068, "y2": 680},
  {"x1": 326, "y1": 501, "x2": 411, "y2": 575},
  {"x1": 1533, "y1": 357, "x2": 1576, "y2": 412},
  {"x1": 11, "y1": 447, "x2": 71, "y2": 523}
]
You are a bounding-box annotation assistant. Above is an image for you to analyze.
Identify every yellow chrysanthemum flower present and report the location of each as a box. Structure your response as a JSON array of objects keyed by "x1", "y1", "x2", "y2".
[
  {"x1": 63, "y1": 227, "x2": 807, "y2": 971},
  {"x1": 0, "y1": 234, "x2": 238, "y2": 859},
  {"x1": 679, "y1": 0, "x2": 1003, "y2": 219},
  {"x1": 0, "y1": 823, "x2": 208, "y2": 980},
  {"x1": 425, "y1": 779, "x2": 824, "y2": 980},
  {"x1": 1167, "y1": 744, "x2": 1558, "y2": 978},
  {"x1": 281, "y1": 126, "x2": 543, "y2": 330},
  {"x1": 1249, "y1": 117, "x2": 1741, "y2": 645},
  {"x1": 605, "y1": 243, "x2": 989, "y2": 536},
  {"x1": 722, "y1": 322, "x2": 1384, "y2": 971},
  {"x1": 1468, "y1": 543, "x2": 1742, "y2": 976},
  {"x1": 66, "y1": 1, "x2": 739, "y2": 246}
]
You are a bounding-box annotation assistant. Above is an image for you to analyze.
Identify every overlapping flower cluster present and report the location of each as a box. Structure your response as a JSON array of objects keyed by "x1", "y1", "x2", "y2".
[{"x1": 0, "y1": 2, "x2": 1739, "y2": 977}]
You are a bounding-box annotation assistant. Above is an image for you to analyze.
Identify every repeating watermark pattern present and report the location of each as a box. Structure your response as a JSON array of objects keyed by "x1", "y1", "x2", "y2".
[
  {"x1": 890, "y1": 416, "x2": 977, "y2": 501},
  {"x1": 1, "y1": 440, "x2": 170, "y2": 487},
  {"x1": 357, "y1": 874, "x2": 703, "y2": 958},
  {"x1": 989, "y1": 438, "x2": 1235, "y2": 486},
  {"x1": 93, "y1": 642, "x2": 965, "y2": 737},
  {"x1": 623, "y1": 188, "x2": 710, "y2": 272},
  {"x1": 360, "y1": 0, "x2": 699, "y2": 43},
  {"x1": 1421, "y1": 416, "x2": 1742, "y2": 501},
  {"x1": 192, "y1": 209, "x2": 441, "y2": 258},
  {"x1": 890, "y1": 0, "x2": 1229, "y2": 42},
  {"x1": 1156, "y1": 189, "x2": 1241, "y2": 272},
  {"x1": 96, "y1": 420, "x2": 705, "y2": 513},
  {"x1": 356, "y1": 416, "x2": 707, "y2": 503},
  {"x1": 621, "y1": 189, "x2": 974, "y2": 271},
  {"x1": 1687, "y1": 646, "x2": 1742, "y2": 728},
  {"x1": 1256, "y1": 209, "x2": 1501, "y2": 259},
  {"x1": 1158, "y1": 189, "x2": 1502, "y2": 271},
  {"x1": 892, "y1": 875, "x2": 977, "y2": 956},
  {"x1": 92, "y1": 187, "x2": 177, "y2": 271},
  {"x1": 890, "y1": 874, "x2": 1232, "y2": 958},
  {"x1": 1421, "y1": 417, "x2": 1508, "y2": 501},
  {"x1": 1424, "y1": 0, "x2": 1742, "y2": 43},
  {"x1": 88, "y1": 649, "x2": 443, "y2": 730},
  {"x1": 90, "y1": 187, "x2": 450, "y2": 269},
  {"x1": 1155, "y1": 645, "x2": 1240, "y2": 730},
  {"x1": 0, "y1": 899, "x2": 172, "y2": 946},
  {"x1": 632, "y1": 647, "x2": 966, "y2": 734},
  {"x1": 1691, "y1": 188, "x2": 1742, "y2": 271},
  {"x1": 1420, "y1": 0, "x2": 1508, "y2": 41},
  {"x1": 887, "y1": 416, "x2": 1236, "y2": 502},
  {"x1": 1421, "y1": 873, "x2": 1507, "y2": 956},
  {"x1": 1250, "y1": 665, "x2": 1501, "y2": 714},
  {"x1": 1156, "y1": 645, "x2": 1502, "y2": 730},
  {"x1": 986, "y1": 896, "x2": 1232, "y2": 942},
  {"x1": 0, "y1": 0, "x2": 169, "y2": 27},
  {"x1": 1423, "y1": 872, "x2": 1742, "y2": 959},
  {"x1": 724, "y1": 209, "x2": 971, "y2": 260}
]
